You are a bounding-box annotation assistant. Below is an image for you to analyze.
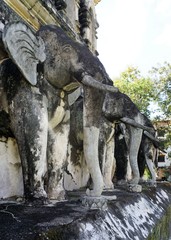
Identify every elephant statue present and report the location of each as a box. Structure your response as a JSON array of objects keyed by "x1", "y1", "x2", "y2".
[
  {"x1": 114, "y1": 123, "x2": 158, "y2": 186},
  {"x1": 67, "y1": 95, "x2": 115, "y2": 191},
  {"x1": 103, "y1": 91, "x2": 159, "y2": 186},
  {"x1": 138, "y1": 131, "x2": 158, "y2": 184},
  {"x1": 0, "y1": 22, "x2": 118, "y2": 201}
]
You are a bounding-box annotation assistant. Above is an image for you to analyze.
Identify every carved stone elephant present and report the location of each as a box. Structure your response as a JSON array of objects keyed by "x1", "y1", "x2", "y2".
[
  {"x1": 0, "y1": 58, "x2": 70, "y2": 201},
  {"x1": 103, "y1": 91, "x2": 159, "y2": 186},
  {"x1": 114, "y1": 123, "x2": 158, "y2": 185},
  {"x1": 138, "y1": 132, "x2": 158, "y2": 183},
  {"x1": 1, "y1": 22, "x2": 118, "y2": 200},
  {"x1": 68, "y1": 96, "x2": 115, "y2": 190}
]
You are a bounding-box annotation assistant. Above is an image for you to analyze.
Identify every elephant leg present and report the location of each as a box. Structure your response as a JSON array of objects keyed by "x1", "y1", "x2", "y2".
[
  {"x1": 103, "y1": 137, "x2": 115, "y2": 189},
  {"x1": 126, "y1": 158, "x2": 132, "y2": 181},
  {"x1": 145, "y1": 144, "x2": 156, "y2": 182},
  {"x1": 146, "y1": 158, "x2": 156, "y2": 182},
  {"x1": 9, "y1": 92, "x2": 48, "y2": 200},
  {"x1": 83, "y1": 87, "x2": 104, "y2": 197},
  {"x1": 84, "y1": 126, "x2": 104, "y2": 196},
  {"x1": 47, "y1": 110, "x2": 70, "y2": 200},
  {"x1": 128, "y1": 126, "x2": 143, "y2": 184},
  {"x1": 99, "y1": 137, "x2": 107, "y2": 178},
  {"x1": 99, "y1": 121, "x2": 115, "y2": 189}
]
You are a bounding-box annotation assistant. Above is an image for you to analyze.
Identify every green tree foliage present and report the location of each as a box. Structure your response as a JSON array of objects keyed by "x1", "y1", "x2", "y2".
[
  {"x1": 149, "y1": 62, "x2": 171, "y2": 151},
  {"x1": 114, "y1": 66, "x2": 155, "y2": 117},
  {"x1": 149, "y1": 62, "x2": 171, "y2": 119},
  {"x1": 114, "y1": 64, "x2": 171, "y2": 151},
  {"x1": 155, "y1": 123, "x2": 171, "y2": 149}
]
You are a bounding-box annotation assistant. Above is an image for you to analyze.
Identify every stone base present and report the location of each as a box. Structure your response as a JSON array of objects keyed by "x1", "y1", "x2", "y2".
[
  {"x1": 128, "y1": 184, "x2": 142, "y2": 192},
  {"x1": 1, "y1": 183, "x2": 171, "y2": 240},
  {"x1": 117, "y1": 179, "x2": 127, "y2": 186},
  {"x1": 81, "y1": 195, "x2": 117, "y2": 210},
  {"x1": 145, "y1": 180, "x2": 157, "y2": 187},
  {"x1": 139, "y1": 179, "x2": 157, "y2": 187},
  {"x1": 81, "y1": 196, "x2": 108, "y2": 210}
]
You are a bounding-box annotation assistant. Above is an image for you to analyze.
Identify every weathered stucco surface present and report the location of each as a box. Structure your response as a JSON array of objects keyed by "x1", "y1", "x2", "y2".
[
  {"x1": 0, "y1": 0, "x2": 171, "y2": 240},
  {"x1": 0, "y1": 138, "x2": 23, "y2": 199},
  {"x1": 0, "y1": 183, "x2": 171, "y2": 240}
]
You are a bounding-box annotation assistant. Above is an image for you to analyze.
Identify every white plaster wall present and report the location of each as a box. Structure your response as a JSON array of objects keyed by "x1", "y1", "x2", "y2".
[
  {"x1": 0, "y1": 138, "x2": 23, "y2": 199},
  {"x1": 64, "y1": 145, "x2": 90, "y2": 191}
]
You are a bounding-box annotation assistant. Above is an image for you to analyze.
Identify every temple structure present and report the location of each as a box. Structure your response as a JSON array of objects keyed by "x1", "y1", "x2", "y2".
[
  {"x1": 0, "y1": 0, "x2": 100, "y2": 199},
  {"x1": 1, "y1": 3, "x2": 171, "y2": 240},
  {"x1": 1, "y1": 0, "x2": 100, "y2": 52}
]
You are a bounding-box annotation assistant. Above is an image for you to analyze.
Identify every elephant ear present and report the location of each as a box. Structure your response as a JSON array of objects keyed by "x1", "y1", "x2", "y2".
[{"x1": 2, "y1": 22, "x2": 46, "y2": 85}]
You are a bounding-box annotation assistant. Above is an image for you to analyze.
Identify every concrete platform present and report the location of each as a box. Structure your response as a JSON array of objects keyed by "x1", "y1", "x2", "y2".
[{"x1": 0, "y1": 182, "x2": 171, "y2": 240}]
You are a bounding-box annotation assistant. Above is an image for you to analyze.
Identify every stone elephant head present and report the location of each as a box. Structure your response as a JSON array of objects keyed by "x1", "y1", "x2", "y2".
[
  {"x1": 2, "y1": 22, "x2": 118, "y2": 200},
  {"x1": 103, "y1": 91, "x2": 156, "y2": 133},
  {"x1": 3, "y1": 22, "x2": 117, "y2": 92}
]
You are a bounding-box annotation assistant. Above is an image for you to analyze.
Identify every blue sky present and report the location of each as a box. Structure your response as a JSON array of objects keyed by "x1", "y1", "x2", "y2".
[{"x1": 96, "y1": 0, "x2": 171, "y2": 79}]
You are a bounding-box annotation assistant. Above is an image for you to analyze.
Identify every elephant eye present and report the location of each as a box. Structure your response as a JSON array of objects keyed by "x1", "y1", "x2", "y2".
[{"x1": 63, "y1": 45, "x2": 72, "y2": 53}]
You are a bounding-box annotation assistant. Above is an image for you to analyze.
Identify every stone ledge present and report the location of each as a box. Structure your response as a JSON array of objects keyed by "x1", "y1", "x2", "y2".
[
  {"x1": 81, "y1": 195, "x2": 117, "y2": 210},
  {"x1": 0, "y1": 182, "x2": 171, "y2": 240}
]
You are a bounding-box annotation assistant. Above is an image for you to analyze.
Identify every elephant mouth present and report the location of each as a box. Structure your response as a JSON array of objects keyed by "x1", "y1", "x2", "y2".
[
  {"x1": 63, "y1": 82, "x2": 80, "y2": 92},
  {"x1": 102, "y1": 111, "x2": 116, "y2": 122}
]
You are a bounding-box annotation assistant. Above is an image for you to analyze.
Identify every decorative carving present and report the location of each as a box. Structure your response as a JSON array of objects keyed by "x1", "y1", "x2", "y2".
[
  {"x1": 79, "y1": 0, "x2": 91, "y2": 47},
  {"x1": 103, "y1": 91, "x2": 158, "y2": 189},
  {"x1": 52, "y1": 0, "x2": 67, "y2": 11},
  {"x1": 1, "y1": 22, "x2": 117, "y2": 202}
]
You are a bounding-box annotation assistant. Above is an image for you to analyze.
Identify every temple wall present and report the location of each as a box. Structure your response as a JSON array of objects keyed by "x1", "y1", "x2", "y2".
[
  {"x1": 0, "y1": 138, "x2": 23, "y2": 198},
  {"x1": 0, "y1": 0, "x2": 98, "y2": 199},
  {"x1": 1, "y1": 183, "x2": 171, "y2": 239}
]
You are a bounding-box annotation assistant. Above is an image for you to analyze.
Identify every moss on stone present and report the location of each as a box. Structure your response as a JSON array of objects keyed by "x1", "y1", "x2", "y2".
[
  {"x1": 148, "y1": 205, "x2": 171, "y2": 240},
  {"x1": 0, "y1": 110, "x2": 14, "y2": 138}
]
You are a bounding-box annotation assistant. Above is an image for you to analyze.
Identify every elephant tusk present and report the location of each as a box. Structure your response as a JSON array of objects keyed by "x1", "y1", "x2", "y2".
[
  {"x1": 144, "y1": 131, "x2": 160, "y2": 143},
  {"x1": 81, "y1": 74, "x2": 118, "y2": 93},
  {"x1": 120, "y1": 117, "x2": 154, "y2": 132}
]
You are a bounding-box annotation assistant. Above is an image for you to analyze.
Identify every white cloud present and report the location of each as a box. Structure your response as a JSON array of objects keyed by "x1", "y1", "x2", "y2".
[
  {"x1": 155, "y1": 0, "x2": 171, "y2": 16},
  {"x1": 96, "y1": 0, "x2": 148, "y2": 78},
  {"x1": 96, "y1": 0, "x2": 171, "y2": 78},
  {"x1": 155, "y1": 24, "x2": 171, "y2": 47}
]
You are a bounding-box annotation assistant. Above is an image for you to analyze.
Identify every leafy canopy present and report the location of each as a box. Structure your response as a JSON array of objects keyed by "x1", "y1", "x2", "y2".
[
  {"x1": 149, "y1": 62, "x2": 171, "y2": 119},
  {"x1": 114, "y1": 66, "x2": 155, "y2": 117},
  {"x1": 113, "y1": 64, "x2": 171, "y2": 151}
]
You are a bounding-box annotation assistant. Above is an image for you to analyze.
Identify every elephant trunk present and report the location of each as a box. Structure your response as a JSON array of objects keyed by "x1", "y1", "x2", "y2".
[
  {"x1": 120, "y1": 117, "x2": 154, "y2": 133},
  {"x1": 81, "y1": 74, "x2": 118, "y2": 93},
  {"x1": 144, "y1": 130, "x2": 160, "y2": 144}
]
